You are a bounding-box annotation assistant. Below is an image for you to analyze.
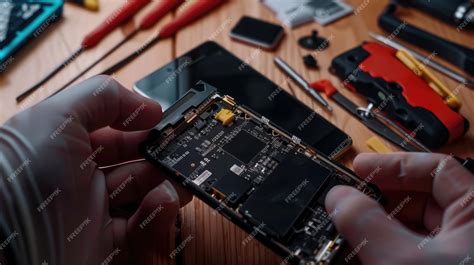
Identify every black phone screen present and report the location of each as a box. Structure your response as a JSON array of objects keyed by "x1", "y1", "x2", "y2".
[{"x1": 134, "y1": 41, "x2": 350, "y2": 157}]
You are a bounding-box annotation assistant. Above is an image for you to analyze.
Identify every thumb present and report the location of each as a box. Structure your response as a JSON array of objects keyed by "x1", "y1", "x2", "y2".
[
  {"x1": 325, "y1": 185, "x2": 420, "y2": 264},
  {"x1": 127, "y1": 180, "x2": 179, "y2": 264}
]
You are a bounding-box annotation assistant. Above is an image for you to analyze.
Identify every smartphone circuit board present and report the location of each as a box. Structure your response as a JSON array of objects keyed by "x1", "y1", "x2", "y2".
[{"x1": 141, "y1": 82, "x2": 378, "y2": 264}]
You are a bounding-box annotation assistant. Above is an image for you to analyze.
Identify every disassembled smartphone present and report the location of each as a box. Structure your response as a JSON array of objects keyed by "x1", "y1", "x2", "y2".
[{"x1": 140, "y1": 82, "x2": 380, "y2": 265}]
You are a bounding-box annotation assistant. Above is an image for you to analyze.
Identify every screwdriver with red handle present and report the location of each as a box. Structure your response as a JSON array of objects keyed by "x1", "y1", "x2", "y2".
[
  {"x1": 34, "y1": 0, "x2": 185, "y2": 101},
  {"x1": 17, "y1": 0, "x2": 152, "y2": 102},
  {"x1": 98, "y1": 0, "x2": 224, "y2": 76},
  {"x1": 47, "y1": 0, "x2": 224, "y2": 98}
]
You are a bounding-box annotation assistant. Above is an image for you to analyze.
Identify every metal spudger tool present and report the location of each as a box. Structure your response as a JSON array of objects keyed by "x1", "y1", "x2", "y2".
[
  {"x1": 17, "y1": 0, "x2": 152, "y2": 102},
  {"x1": 49, "y1": 0, "x2": 224, "y2": 98},
  {"x1": 274, "y1": 57, "x2": 333, "y2": 112},
  {"x1": 369, "y1": 32, "x2": 474, "y2": 89}
]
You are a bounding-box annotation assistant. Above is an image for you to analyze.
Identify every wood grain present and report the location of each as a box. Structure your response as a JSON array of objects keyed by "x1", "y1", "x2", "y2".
[{"x1": 0, "y1": 0, "x2": 473, "y2": 264}]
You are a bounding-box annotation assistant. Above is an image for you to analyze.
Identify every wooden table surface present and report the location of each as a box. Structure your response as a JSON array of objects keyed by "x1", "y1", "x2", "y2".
[{"x1": 1, "y1": 1, "x2": 473, "y2": 264}]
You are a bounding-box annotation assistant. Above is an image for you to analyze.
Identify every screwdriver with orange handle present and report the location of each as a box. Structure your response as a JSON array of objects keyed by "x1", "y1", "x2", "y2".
[
  {"x1": 47, "y1": 0, "x2": 224, "y2": 98},
  {"x1": 17, "y1": 0, "x2": 152, "y2": 102}
]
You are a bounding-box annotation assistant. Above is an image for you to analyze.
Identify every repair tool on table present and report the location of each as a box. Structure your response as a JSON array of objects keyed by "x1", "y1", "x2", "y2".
[
  {"x1": 44, "y1": 0, "x2": 187, "y2": 99},
  {"x1": 298, "y1": 30, "x2": 330, "y2": 50},
  {"x1": 311, "y1": 79, "x2": 422, "y2": 152},
  {"x1": 378, "y1": 2, "x2": 474, "y2": 76},
  {"x1": 330, "y1": 42, "x2": 470, "y2": 150},
  {"x1": 0, "y1": 0, "x2": 63, "y2": 72},
  {"x1": 303, "y1": 54, "x2": 319, "y2": 69},
  {"x1": 311, "y1": 79, "x2": 474, "y2": 173},
  {"x1": 398, "y1": 0, "x2": 474, "y2": 29},
  {"x1": 396, "y1": 49, "x2": 461, "y2": 110},
  {"x1": 263, "y1": 0, "x2": 353, "y2": 28},
  {"x1": 369, "y1": 32, "x2": 474, "y2": 89},
  {"x1": 47, "y1": 0, "x2": 223, "y2": 99},
  {"x1": 66, "y1": 0, "x2": 100, "y2": 11},
  {"x1": 17, "y1": 0, "x2": 152, "y2": 102},
  {"x1": 274, "y1": 57, "x2": 333, "y2": 112}
]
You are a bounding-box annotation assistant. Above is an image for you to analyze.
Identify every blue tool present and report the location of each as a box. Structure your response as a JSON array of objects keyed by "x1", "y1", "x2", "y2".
[{"x1": 0, "y1": 0, "x2": 63, "y2": 72}]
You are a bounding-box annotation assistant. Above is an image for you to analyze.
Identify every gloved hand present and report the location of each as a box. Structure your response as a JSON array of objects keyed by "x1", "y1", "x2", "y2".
[
  {"x1": 326, "y1": 153, "x2": 474, "y2": 265},
  {"x1": 0, "y1": 75, "x2": 192, "y2": 265}
]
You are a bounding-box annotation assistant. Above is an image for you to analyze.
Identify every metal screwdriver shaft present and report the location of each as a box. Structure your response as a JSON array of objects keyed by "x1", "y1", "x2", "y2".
[
  {"x1": 17, "y1": 0, "x2": 152, "y2": 103},
  {"x1": 274, "y1": 57, "x2": 333, "y2": 112},
  {"x1": 49, "y1": 0, "x2": 223, "y2": 98}
]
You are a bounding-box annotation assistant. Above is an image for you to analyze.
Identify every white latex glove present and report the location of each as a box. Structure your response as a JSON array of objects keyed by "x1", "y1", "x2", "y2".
[
  {"x1": 326, "y1": 153, "x2": 474, "y2": 265},
  {"x1": 0, "y1": 75, "x2": 191, "y2": 265}
]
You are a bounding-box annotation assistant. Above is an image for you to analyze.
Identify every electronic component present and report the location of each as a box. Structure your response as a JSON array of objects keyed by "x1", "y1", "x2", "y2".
[
  {"x1": 229, "y1": 16, "x2": 285, "y2": 50},
  {"x1": 303, "y1": 54, "x2": 319, "y2": 69},
  {"x1": 240, "y1": 152, "x2": 332, "y2": 238},
  {"x1": 212, "y1": 171, "x2": 252, "y2": 204},
  {"x1": 309, "y1": 0, "x2": 353, "y2": 25},
  {"x1": 230, "y1": 164, "x2": 244, "y2": 175},
  {"x1": 140, "y1": 81, "x2": 380, "y2": 265},
  {"x1": 263, "y1": 0, "x2": 353, "y2": 28},
  {"x1": 222, "y1": 131, "x2": 266, "y2": 164},
  {"x1": 194, "y1": 119, "x2": 207, "y2": 130},
  {"x1": 298, "y1": 30, "x2": 329, "y2": 50},
  {"x1": 214, "y1": 108, "x2": 235, "y2": 126}
]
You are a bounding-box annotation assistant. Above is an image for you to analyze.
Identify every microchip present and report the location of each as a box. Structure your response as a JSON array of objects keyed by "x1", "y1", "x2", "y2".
[
  {"x1": 272, "y1": 152, "x2": 286, "y2": 163},
  {"x1": 173, "y1": 150, "x2": 203, "y2": 176},
  {"x1": 212, "y1": 171, "x2": 252, "y2": 205},
  {"x1": 194, "y1": 119, "x2": 207, "y2": 130},
  {"x1": 230, "y1": 164, "x2": 244, "y2": 175},
  {"x1": 239, "y1": 152, "x2": 332, "y2": 238},
  {"x1": 223, "y1": 131, "x2": 266, "y2": 164},
  {"x1": 317, "y1": 176, "x2": 346, "y2": 206},
  {"x1": 200, "y1": 111, "x2": 212, "y2": 120}
]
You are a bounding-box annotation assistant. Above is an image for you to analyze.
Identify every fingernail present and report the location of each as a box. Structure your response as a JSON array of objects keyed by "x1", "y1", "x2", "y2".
[
  {"x1": 157, "y1": 180, "x2": 178, "y2": 202},
  {"x1": 325, "y1": 185, "x2": 351, "y2": 210}
]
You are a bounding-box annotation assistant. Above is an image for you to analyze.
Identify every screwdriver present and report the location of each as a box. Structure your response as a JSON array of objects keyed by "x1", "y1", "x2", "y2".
[
  {"x1": 98, "y1": 0, "x2": 223, "y2": 76},
  {"x1": 49, "y1": 0, "x2": 224, "y2": 98},
  {"x1": 43, "y1": 0, "x2": 185, "y2": 99},
  {"x1": 17, "y1": 0, "x2": 152, "y2": 102},
  {"x1": 274, "y1": 57, "x2": 333, "y2": 112}
]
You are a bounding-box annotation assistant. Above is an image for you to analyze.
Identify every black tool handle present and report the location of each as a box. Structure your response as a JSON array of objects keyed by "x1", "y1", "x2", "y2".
[
  {"x1": 455, "y1": 157, "x2": 474, "y2": 174},
  {"x1": 401, "y1": 0, "x2": 466, "y2": 23},
  {"x1": 379, "y1": 3, "x2": 474, "y2": 75}
]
